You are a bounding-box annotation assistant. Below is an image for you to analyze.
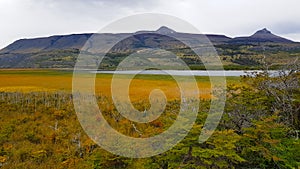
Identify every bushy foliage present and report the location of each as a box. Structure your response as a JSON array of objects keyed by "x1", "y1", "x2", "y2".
[{"x1": 0, "y1": 68, "x2": 299, "y2": 168}]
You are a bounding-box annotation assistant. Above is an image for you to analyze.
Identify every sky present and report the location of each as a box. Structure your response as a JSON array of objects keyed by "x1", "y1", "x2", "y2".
[{"x1": 1, "y1": 0, "x2": 300, "y2": 49}]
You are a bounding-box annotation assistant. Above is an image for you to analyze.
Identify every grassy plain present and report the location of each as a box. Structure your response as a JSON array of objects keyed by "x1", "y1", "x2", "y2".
[
  {"x1": 1, "y1": 70, "x2": 298, "y2": 168},
  {"x1": 0, "y1": 69, "x2": 241, "y2": 101}
]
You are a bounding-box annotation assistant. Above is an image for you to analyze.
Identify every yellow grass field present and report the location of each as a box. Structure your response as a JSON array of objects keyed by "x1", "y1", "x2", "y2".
[{"x1": 0, "y1": 70, "x2": 240, "y2": 101}]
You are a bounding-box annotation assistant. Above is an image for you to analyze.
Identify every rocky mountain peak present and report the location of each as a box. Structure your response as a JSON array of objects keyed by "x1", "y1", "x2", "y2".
[
  {"x1": 254, "y1": 28, "x2": 272, "y2": 35},
  {"x1": 155, "y1": 26, "x2": 176, "y2": 34}
]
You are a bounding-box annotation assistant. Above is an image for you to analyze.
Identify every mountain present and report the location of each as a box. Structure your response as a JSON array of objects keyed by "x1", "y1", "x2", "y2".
[
  {"x1": 230, "y1": 28, "x2": 293, "y2": 44},
  {"x1": 0, "y1": 34, "x2": 92, "y2": 54},
  {"x1": 0, "y1": 27, "x2": 299, "y2": 69},
  {"x1": 153, "y1": 26, "x2": 176, "y2": 34},
  {"x1": 0, "y1": 26, "x2": 233, "y2": 54},
  {"x1": 134, "y1": 26, "x2": 175, "y2": 34}
]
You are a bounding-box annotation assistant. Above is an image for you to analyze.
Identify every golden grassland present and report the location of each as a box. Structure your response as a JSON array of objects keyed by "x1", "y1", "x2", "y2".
[{"x1": 0, "y1": 70, "x2": 241, "y2": 101}]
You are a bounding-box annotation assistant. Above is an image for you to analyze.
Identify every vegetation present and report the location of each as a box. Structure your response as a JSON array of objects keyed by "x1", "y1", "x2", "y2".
[
  {"x1": 1, "y1": 42, "x2": 300, "y2": 70},
  {"x1": 0, "y1": 67, "x2": 299, "y2": 168}
]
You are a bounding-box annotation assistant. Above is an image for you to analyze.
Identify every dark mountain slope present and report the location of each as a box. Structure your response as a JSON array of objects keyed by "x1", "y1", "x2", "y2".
[
  {"x1": 0, "y1": 34, "x2": 93, "y2": 54},
  {"x1": 230, "y1": 28, "x2": 294, "y2": 44},
  {"x1": 0, "y1": 27, "x2": 299, "y2": 69}
]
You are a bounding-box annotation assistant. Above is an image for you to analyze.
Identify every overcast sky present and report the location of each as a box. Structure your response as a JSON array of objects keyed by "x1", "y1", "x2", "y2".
[{"x1": 1, "y1": 0, "x2": 300, "y2": 49}]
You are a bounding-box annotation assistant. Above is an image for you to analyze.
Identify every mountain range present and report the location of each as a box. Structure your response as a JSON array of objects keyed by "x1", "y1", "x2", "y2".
[{"x1": 0, "y1": 26, "x2": 299, "y2": 69}]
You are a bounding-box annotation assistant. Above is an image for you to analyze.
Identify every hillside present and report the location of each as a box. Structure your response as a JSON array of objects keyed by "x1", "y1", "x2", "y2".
[
  {"x1": 0, "y1": 27, "x2": 299, "y2": 69},
  {"x1": 230, "y1": 28, "x2": 293, "y2": 44}
]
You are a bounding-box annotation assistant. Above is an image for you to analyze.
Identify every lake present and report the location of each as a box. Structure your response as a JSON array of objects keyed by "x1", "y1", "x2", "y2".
[{"x1": 91, "y1": 70, "x2": 281, "y2": 77}]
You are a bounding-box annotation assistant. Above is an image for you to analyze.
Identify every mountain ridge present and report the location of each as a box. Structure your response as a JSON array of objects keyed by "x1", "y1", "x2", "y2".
[
  {"x1": 230, "y1": 28, "x2": 293, "y2": 44},
  {"x1": 1, "y1": 27, "x2": 296, "y2": 54},
  {"x1": 0, "y1": 26, "x2": 299, "y2": 69}
]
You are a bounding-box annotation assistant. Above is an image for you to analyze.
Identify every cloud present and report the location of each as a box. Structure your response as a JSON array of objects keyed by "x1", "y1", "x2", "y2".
[
  {"x1": 1, "y1": 0, "x2": 300, "y2": 48},
  {"x1": 271, "y1": 22, "x2": 300, "y2": 35},
  {"x1": 0, "y1": 0, "x2": 163, "y2": 48}
]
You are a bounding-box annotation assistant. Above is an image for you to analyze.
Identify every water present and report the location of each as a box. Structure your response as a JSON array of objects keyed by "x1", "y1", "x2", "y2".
[{"x1": 91, "y1": 70, "x2": 280, "y2": 77}]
